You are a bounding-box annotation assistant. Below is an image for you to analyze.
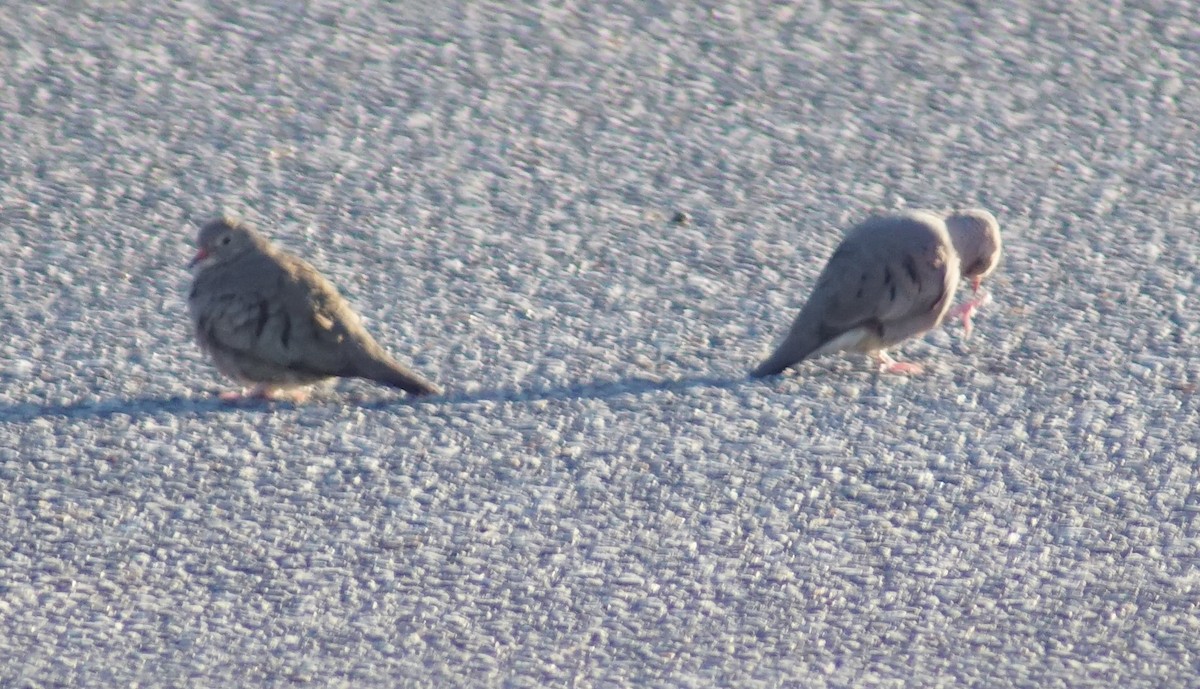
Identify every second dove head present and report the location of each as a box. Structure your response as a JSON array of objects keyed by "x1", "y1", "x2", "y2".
[
  {"x1": 190, "y1": 217, "x2": 264, "y2": 271},
  {"x1": 944, "y1": 209, "x2": 1002, "y2": 292}
]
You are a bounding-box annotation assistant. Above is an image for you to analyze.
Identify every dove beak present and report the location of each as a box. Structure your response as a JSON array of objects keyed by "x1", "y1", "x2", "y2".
[{"x1": 189, "y1": 248, "x2": 209, "y2": 268}]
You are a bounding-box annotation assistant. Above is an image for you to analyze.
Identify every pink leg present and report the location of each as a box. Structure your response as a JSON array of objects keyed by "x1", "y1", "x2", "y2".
[
  {"x1": 278, "y1": 388, "x2": 310, "y2": 403},
  {"x1": 218, "y1": 389, "x2": 246, "y2": 402},
  {"x1": 871, "y1": 350, "x2": 924, "y2": 375},
  {"x1": 947, "y1": 290, "x2": 993, "y2": 338}
]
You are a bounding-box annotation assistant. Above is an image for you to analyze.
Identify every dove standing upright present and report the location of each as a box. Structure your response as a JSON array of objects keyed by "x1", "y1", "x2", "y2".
[
  {"x1": 750, "y1": 208, "x2": 1002, "y2": 377},
  {"x1": 188, "y1": 216, "x2": 441, "y2": 401}
]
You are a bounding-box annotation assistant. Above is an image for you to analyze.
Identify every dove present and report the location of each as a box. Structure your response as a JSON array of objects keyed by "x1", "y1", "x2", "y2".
[
  {"x1": 187, "y1": 216, "x2": 441, "y2": 401},
  {"x1": 750, "y1": 208, "x2": 1002, "y2": 377}
]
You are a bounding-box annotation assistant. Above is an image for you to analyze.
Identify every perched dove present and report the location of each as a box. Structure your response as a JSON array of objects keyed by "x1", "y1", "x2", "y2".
[
  {"x1": 188, "y1": 216, "x2": 441, "y2": 401},
  {"x1": 750, "y1": 208, "x2": 1002, "y2": 377}
]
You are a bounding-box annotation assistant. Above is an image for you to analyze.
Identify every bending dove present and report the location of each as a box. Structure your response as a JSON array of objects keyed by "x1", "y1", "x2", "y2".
[
  {"x1": 750, "y1": 208, "x2": 1001, "y2": 377},
  {"x1": 188, "y1": 216, "x2": 441, "y2": 401}
]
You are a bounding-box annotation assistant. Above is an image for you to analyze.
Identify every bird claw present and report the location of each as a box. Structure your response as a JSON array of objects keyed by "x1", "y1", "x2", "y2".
[
  {"x1": 880, "y1": 361, "x2": 924, "y2": 375},
  {"x1": 948, "y1": 290, "x2": 992, "y2": 338},
  {"x1": 872, "y1": 351, "x2": 924, "y2": 375}
]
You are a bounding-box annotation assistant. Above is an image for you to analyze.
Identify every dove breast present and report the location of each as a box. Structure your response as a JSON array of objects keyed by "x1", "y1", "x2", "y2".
[{"x1": 189, "y1": 247, "x2": 349, "y2": 387}]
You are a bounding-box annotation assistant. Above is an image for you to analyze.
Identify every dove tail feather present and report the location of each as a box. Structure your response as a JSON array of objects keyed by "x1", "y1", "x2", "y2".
[
  {"x1": 377, "y1": 367, "x2": 442, "y2": 396},
  {"x1": 353, "y1": 356, "x2": 442, "y2": 396},
  {"x1": 749, "y1": 357, "x2": 791, "y2": 378},
  {"x1": 750, "y1": 329, "x2": 819, "y2": 378}
]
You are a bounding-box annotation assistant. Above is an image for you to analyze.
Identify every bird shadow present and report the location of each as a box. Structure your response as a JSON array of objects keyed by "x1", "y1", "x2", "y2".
[
  {"x1": 0, "y1": 394, "x2": 258, "y2": 424},
  {"x1": 1, "y1": 374, "x2": 750, "y2": 424},
  {"x1": 377, "y1": 373, "x2": 746, "y2": 410}
]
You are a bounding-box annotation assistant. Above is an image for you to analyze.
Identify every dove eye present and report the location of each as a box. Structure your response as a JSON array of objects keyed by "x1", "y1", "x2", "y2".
[{"x1": 220, "y1": 235, "x2": 232, "y2": 245}]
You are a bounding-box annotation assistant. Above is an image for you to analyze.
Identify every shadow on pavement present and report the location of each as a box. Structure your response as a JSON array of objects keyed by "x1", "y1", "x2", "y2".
[
  {"x1": 0, "y1": 395, "x2": 268, "y2": 423},
  {"x1": 399, "y1": 373, "x2": 746, "y2": 409},
  {"x1": 0, "y1": 374, "x2": 751, "y2": 424}
]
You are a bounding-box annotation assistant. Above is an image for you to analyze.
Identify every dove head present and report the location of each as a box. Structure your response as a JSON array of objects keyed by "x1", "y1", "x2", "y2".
[
  {"x1": 945, "y1": 209, "x2": 1002, "y2": 293},
  {"x1": 190, "y1": 217, "x2": 267, "y2": 271}
]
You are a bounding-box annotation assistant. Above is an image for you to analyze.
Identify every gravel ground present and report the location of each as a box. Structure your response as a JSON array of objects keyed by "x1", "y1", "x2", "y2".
[{"x1": 2, "y1": 1, "x2": 1199, "y2": 687}]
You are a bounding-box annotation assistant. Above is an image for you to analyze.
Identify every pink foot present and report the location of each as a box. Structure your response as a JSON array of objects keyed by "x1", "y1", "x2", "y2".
[
  {"x1": 872, "y1": 351, "x2": 924, "y2": 376},
  {"x1": 280, "y1": 388, "x2": 310, "y2": 403},
  {"x1": 948, "y1": 290, "x2": 993, "y2": 338},
  {"x1": 880, "y1": 360, "x2": 924, "y2": 375}
]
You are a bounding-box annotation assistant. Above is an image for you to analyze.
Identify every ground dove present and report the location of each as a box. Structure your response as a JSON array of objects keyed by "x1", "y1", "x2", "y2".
[
  {"x1": 188, "y1": 216, "x2": 441, "y2": 401},
  {"x1": 750, "y1": 208, "x2": 1002, "y2": 377}
]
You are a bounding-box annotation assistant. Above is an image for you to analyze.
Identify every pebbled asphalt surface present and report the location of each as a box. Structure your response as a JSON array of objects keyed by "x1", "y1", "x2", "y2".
[{"x1": 2, "y1": 1, "x2": 1199, "y2": 687}]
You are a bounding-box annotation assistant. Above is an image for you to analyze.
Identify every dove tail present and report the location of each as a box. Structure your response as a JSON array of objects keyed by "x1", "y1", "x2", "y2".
[
  {"x1": 750, "y1": 328, "x2": 818, "y2": 378},
  {"x1": 749, "y1": 357, "x2": 789, "y2": 378},
  {"x1": 750, "y1": 351, "x2": 801, "y2": 378},
  {"x1": 355, "y1": 355, "x2": 442, "y2": 396},
  {"x1": 380, "y1": 368, "x2": 442, "y2": 396}
]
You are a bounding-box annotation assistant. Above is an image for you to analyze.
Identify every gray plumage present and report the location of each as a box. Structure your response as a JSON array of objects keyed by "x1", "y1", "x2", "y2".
[
  {"x1": 751, "y1": 208, "x2": 1002, "y2": 377},
  {"x1": 945, "y1": 209, "x2": 1003, "y2": 291},
  {"x1": 188, "y1": 216, "x2": 441, "y2": 398}
]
